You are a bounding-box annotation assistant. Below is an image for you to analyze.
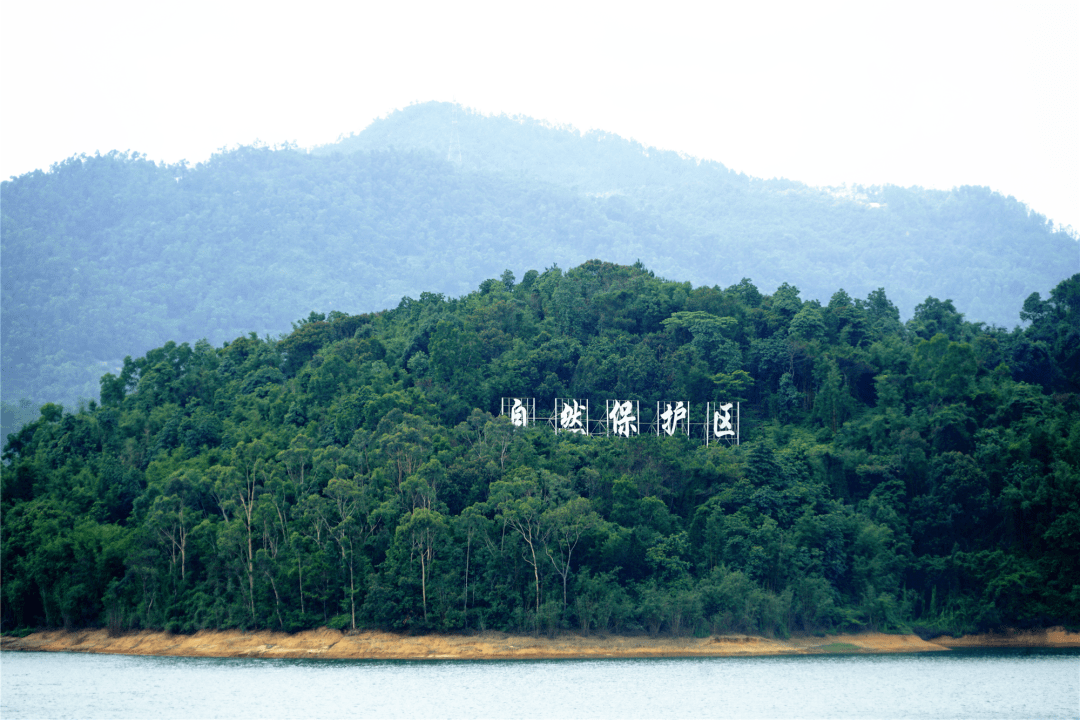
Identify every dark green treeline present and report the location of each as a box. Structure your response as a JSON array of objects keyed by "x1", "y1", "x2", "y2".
[{"x1": 3, "y1": 261, "x2": 1078, "y2": 638}]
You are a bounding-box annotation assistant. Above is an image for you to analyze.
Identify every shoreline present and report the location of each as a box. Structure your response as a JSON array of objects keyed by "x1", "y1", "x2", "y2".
[{"x1": 3, "y1": 627, "x2": 1078, "y2": 661}]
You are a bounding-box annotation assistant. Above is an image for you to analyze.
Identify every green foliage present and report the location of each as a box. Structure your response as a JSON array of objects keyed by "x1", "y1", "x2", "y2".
[{"x1": 2, "y1": 263, "x2": 1077, "y2": 639}]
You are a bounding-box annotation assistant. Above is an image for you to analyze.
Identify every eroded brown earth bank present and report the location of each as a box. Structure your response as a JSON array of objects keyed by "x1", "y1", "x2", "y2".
[{"x1": 3, "y1": 627, "x2": 1078, "y2": 660}]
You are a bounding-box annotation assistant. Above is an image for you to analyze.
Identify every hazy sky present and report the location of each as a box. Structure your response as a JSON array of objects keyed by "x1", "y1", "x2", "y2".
[{"x1": 3, "y1": 0, "x2": 1078, "y2": 231}]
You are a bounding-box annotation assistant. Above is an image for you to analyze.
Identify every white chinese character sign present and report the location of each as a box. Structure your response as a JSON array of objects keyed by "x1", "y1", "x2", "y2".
[
  {"x1": 706, "y1": 401, "x2": 740, "y2": 446},
  {"x1": 501, "y1": 397, "x2": 535, "y2": 427},
  {"x1": 657, "y1": 401, "x2": 689, "y2": 436},
  {"x1": 555, "y1": 399, "x2": 588, "y2": 435},
  {"x1": 500, "y1": 398, "x2": 739, "y2": 445},
  {"x1": 606, "y1": 400, "x2": 639, "y2": 437}
]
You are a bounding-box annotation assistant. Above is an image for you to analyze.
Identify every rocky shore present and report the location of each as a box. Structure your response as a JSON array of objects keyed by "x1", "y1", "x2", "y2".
[{"x1": 3, "y1": 626, "x2": 1077, "y2": 660}]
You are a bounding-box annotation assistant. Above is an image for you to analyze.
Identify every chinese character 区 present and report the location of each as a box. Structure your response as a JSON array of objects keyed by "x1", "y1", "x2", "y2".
[{"x1": 713, "y1": 402, "x2": 734, "y2": 438}]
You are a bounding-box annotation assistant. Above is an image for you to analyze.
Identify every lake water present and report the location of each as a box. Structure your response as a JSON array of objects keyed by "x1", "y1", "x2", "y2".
[{"x1": 2, "y1": 648, "x2": 1077, "y2": 719}]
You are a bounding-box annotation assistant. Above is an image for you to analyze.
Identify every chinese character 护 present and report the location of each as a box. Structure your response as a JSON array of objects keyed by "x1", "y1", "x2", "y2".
[{"x1": 660, "y1": 401, "x2": 687, "y2": 436}]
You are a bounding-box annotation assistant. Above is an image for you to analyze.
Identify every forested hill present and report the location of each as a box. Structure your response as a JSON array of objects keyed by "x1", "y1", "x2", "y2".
[
  {"x1": 2, "y1": 262, "x2": 1078, "y2": 638},
  {"x1": 2, "y1": 106, "x2": 1076, "y2": 416}
]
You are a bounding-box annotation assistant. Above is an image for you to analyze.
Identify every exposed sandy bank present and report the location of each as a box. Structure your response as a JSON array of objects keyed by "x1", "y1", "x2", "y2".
[
  {"x1": 3, "y1": 626, "x2": 1075, "y2": 660},
  {"x1": 0, "y1": 628, "x2": 950, "y2": 660},
  {"x1": 929, "y1": 627, "x2": 1080, "y2": 648}
]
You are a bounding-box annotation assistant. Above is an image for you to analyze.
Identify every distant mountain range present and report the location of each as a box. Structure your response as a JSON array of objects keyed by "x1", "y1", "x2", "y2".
[
  {"x1": 2, "y1": 101, "x2": 1076, "y2": 417},
  {"x1": 322, "y1": 102, "x2": 1077, "y2": 321}
]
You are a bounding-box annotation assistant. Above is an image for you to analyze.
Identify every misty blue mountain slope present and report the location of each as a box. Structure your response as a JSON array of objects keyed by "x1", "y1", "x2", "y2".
[{"x1": 323, "y1": 102, "x2": 1076, "y2": 323}]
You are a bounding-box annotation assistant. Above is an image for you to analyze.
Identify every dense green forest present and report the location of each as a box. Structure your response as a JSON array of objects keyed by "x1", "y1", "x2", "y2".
[
  {"x1": 3, "y1": 102, "x2": 1076, "y2": 417},
  {"x1": 3, "y1": 262, "x2": 1077, "y2": 639}
]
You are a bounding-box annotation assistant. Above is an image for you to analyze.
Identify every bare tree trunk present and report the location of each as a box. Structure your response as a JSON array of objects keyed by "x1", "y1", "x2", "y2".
[
  {"x1": 420, "y1": 548, "x2": 428, "y2": 621},
  {"x1": 463, "y1": 534, "x2": 471, "y2": 623},
  {"x1": 529, "y1": 540, "x2": 540, "y2": 614},
  {"x1": 247, "y1": 529, "x2": 255, "y2": 620},
  {"x1": 266, "y1": 570, "x2": 284, "y2": 629},
  {"x1": 298, "y1": 553, "x2": 305, "y2": 616},
  {"x1": 349, "y1": 562, "x2": 356, "y2": 631},
  {"x1": 179, "y1": 505, "x2": 187, "y2": 581}
]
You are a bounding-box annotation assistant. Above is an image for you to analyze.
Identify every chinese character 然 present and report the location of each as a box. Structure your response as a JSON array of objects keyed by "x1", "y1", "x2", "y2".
[
  {"x1": 713, "y1": 402, "x2": 734, "y2": 438},
  {"x1": 560, "y1": 400, "x2": 586, "y2": 434},
  {"x1": 608, "y1": 400, "x2": 637, "y2": 437},
  {"x1": 511, "y1": 398, "x2": 529, "y2": 427},
  {"x1": 660, "y1": 401, "x2": 687, "y2": 436}
]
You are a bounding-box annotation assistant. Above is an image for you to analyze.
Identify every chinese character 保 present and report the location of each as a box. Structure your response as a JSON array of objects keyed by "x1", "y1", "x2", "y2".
[
  {"x1": 608, "y1": 400, "x2": 637, "y2": 437},
  {"x1": 713, "y1": 402, "x2": 734, "y2": 438},
  {"x1": 511, "y1": 398, "x2": 529, "y2": 427},
  {"x1": 660, "y1": 401, "x2": 687, "y2": 436},
  {"x1": 559, "y1": 400, "x2": 586, "y2": 434}
]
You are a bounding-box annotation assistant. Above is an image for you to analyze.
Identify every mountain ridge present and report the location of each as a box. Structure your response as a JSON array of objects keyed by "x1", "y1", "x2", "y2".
[
  {"x1": 318, "y1": 102, "x2": 1076, "y2": 323},
  {"x1": 1, "y1": 102, "x2": 1075, "y2": 415}
]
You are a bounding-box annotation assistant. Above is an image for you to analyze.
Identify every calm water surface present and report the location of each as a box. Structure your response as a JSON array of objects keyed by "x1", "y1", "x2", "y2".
[{"x1": 2, "y1": 648, "x2": 1077, "y2": 719}]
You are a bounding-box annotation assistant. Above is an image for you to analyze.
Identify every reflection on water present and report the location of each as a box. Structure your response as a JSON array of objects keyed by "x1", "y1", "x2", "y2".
[{"x1": 2, "y1": 648, "x2": 1078, "y2": 719}]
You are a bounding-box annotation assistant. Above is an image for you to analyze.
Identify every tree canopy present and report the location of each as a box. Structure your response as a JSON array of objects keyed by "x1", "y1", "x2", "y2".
[{"x1": 3, "y1": 262, "x2": 1077, "y2": 639}]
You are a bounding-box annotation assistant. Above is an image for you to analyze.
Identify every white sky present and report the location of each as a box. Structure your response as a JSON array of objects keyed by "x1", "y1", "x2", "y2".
[{"x1": 3, "y1": 0, "x2": 1078, "y2": 230}]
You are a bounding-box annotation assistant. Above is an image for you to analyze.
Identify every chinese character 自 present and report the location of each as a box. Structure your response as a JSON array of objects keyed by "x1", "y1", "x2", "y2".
[{"x1": 511, "y1": 398, "x2": 529, "y2": 427}]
